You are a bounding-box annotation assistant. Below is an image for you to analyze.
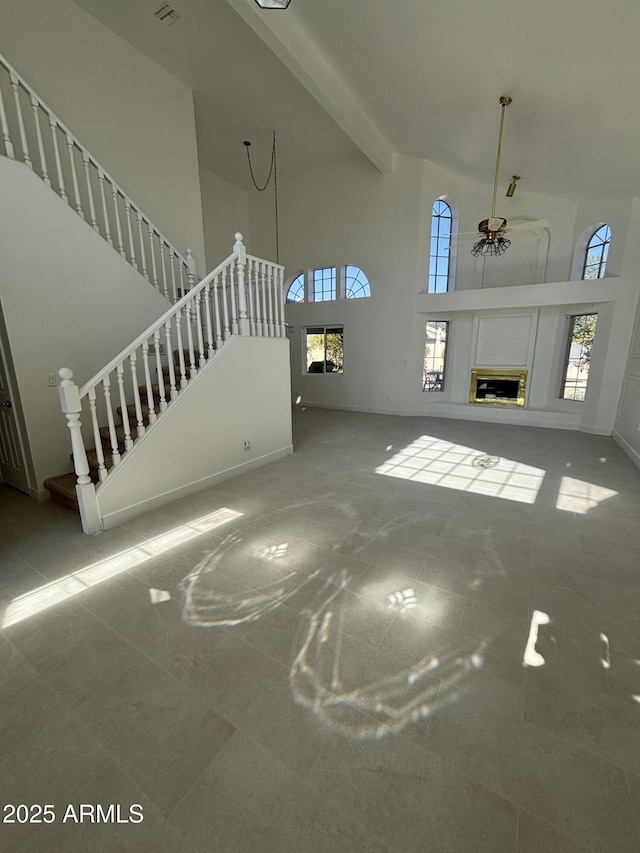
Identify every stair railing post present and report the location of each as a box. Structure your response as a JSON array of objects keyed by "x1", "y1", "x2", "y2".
[
  {"x1": 234, "y1": 232, "x2": 249, "y2": 336},
  {"x1": 57, "y1": 368, "x2": 101, "y2": 534},
  {"x1": 186, "y1": 248, "x2": 197, "y2": 290}
]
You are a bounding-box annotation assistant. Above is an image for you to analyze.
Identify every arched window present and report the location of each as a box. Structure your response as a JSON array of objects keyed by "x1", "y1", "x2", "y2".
[
  {"x1": 344, "y1": 266, "x2": 371, "y2": 298},
  {"x1": 429, "y1": 199, "x2": 452, "y2": 294},
  {"x1": 583, "y1": 225, "x2": 611, "y2": 279},
  {"x1": 286, "y1": 272, "x2": 305, "y2": 303}
]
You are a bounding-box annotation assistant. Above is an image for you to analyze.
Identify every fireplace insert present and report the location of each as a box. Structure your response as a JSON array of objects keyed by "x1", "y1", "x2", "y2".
[{"x1": 469, "y1": 368, "x2": 527, "y2": 407}]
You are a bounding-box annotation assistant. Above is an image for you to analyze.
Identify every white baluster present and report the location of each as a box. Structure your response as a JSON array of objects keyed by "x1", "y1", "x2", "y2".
[
  {"x1": 10, "y1": 72, "x2": 31, "y2": 169},
  {"x1": 278, "y1": 267, "x2": 286, "y2": 336},
  {"x1": 0, "y1": 81, "x2": 14, "y2": 158},
  {"x1": 148, "y1": 225, "x2": 159, "y2": 291},
  {"x1": 253, "y1": 259, "x2": 262, "y2": 335},
  {"x1": 49, "y1": 116, "x2": 67, "y2": 201},
  {"x1": 125, "y1": 200, "x2": 137, "y2": 269},
  {"x1": 82, "y1": 152, "x2": 98, "y2": 231},
  {"x1": 261, "y1": 262, "x2": 269, "y2": 337},
  {"x1": 129, "y1": 352, "x2": 146, "y2": 437},
  {"x1": 174, "y1": 310, "x2": 187, "y2": 388},
  {"x1": 213, "y1": 274, "x2": 223, "y2": 348},
  {"x1": 137, "y1": 212, "x2": 148, "y2": 278},
  {"x1": 153, "y1": 330, "x2": 167, "y2": 412},
  {"x1": 203, "y1": 282, "x2": 214, "y2": 358},
  {"x1": 30, "y1": 95, "x2": 50, "y2": 186},
  {"x1": 111, "y1": 185, "x2": 125, "y2": 257},
  {"x1": 169, "y1": 252, "x2": 178, "y2": 302},
  {"x1": 194, "y1": 292, "x2": 205, "y2": 367},
  {"x1": 164, "y1": 320, "x2": 178, "y2": 400},
  {"x1": 97, "y1": 170, "x2": 111, "y2": 244},
  {"x1": 247, "y1": 257, "x2": 256, "y2": 336},
  {"x1": 116, "y1": 363, "x2": 133, "y2": 451},
  {"x1": 66, "y1": 134, "x2": 84, "y2": 219},
  {"x1": 229, "y1": 265, "x2": 239, "y2": 336},
  {"x1": 221, "y1": 267, "x2": 231, "y2": 341},
  {"x1": 159, "y1": 241, "x2": 169, "y2": 300},
  {"x1": 234, "y1": 233, "x2": 249, "y2": 335},
  {"x1": 102, "y1": 375, "x2": 122, "y2": 467},
  {"x1": 186, "y1": 248, "x2": 196, "y2": 290},
  {"x1": 141, "y1": 340, "x2": 157, "y2": 425},
  {"x1": 267, "y1": 264, "x2": 276, "y2": 337},
  {"x1": 87, "y1": 387, "x2": 107, "y2": 482},
  {"x1": 274, "y1": 267, "x2": 284, "y2": 338},
  {"x1": 58, "y1": 368, "x2": 101, "y2": 534},
  {"x1": 185, "y1": 299, "x2": 197, "y2": 378}
]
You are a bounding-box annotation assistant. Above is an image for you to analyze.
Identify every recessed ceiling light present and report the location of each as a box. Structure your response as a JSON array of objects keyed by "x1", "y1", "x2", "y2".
[{"x1": 254, "y1": 0, "x2": 291, "y2": 8}]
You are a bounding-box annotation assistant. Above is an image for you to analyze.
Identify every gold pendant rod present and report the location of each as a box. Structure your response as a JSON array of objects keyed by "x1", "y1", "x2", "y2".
[{"x1": 491, "y1": 96, "x2": 512, "y2": 221}]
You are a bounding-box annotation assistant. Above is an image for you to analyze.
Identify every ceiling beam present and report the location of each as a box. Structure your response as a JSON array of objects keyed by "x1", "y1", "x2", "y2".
[{"x1": 224, "y1": 0, "x2": 394, "y2": 175}]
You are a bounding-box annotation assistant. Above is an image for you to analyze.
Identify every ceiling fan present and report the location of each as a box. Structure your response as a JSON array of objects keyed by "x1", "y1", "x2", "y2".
[{"x1": 453, "y1": 96, "x2": 548, "y2": 257}]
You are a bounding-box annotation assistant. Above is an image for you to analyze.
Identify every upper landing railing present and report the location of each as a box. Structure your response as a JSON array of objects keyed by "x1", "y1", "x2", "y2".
[{"x1": 0, "y1": 51, "x2": 194, "y2": 299}]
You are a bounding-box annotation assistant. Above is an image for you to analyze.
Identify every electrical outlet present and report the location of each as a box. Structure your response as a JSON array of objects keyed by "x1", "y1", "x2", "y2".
[
  {"x1": 46, "y1": 373, "x2": 57, "y2": 387},
  {"x1": 243, "y1": 440, "x2": 251, "y2": 451}
]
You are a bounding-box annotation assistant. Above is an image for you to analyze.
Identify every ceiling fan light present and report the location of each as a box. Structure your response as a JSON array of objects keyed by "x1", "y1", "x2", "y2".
[
  {"x1": 254, "y1": 0, "x2": 291, "y2": 7},
  {"x1": 471, "y1": 236, "x2": 512, "y2": 257}
]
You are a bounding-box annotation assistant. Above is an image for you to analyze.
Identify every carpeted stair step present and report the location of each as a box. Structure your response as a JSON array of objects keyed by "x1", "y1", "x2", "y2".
[
  {"x1": 71, "y1": 447, "x2": 115, "y2": 475},
  {"x1": 98, "y1": 423, "x2": 144, "y2": 450},
  {"x1": 117, "y1": 403, "x2": 153, "y2": 426},
  {"x1": 44, "y1": 470, "x2": 99, "y2": 512}
]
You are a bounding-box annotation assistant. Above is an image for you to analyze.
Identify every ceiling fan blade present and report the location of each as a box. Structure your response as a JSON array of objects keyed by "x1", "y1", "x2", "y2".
[
  {"x1": 507, "y1": 219, "x2": 549, "y2": 232},
  {"x1": 509, "y1": 232, "x2": 537, "y2": 242}
]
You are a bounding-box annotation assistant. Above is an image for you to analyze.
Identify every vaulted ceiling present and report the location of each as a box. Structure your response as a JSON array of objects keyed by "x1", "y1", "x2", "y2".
[{"x1": 73, "y1": 0, "x2": 640, "y2": 199}]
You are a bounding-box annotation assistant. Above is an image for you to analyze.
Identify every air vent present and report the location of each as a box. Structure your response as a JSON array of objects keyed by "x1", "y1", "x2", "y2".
[{"x1": 155, "y1": 3, "x2": 181, "y2": 26}]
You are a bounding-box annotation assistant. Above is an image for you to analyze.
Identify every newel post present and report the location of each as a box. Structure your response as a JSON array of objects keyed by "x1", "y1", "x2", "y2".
[
  {"x1": 58, "y1": 368, "x2": 101, "y2": 534},
  {"x1": 186, "y1": 248, "x2": 197, "y2": 290},
  {"x1": 234, "y1": 232, "x2": 249, "y2": 335}
]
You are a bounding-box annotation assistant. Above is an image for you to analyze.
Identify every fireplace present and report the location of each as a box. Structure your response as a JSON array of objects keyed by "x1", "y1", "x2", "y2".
[{"x1": 470, "y1": 368, "x2": 527, "y2": 407}]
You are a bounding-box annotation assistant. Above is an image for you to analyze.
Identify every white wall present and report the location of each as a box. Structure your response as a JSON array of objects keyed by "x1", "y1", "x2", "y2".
[
  {"x1": 0, "y1": 0, "x2": 206, "y2": 275},
  {"x1": 254, "y1": 150, "x2": 640, "y2": 439},
  {"x1": 0, "y1": 159, "x2": 171, "y2": 490},
  {"x1": 199, "y1": 167, "x2": 250, "y2": 270},
  {"x1": 613, "y1": 198, "x2": 640, "y2": 465},
  {"x1": 253, "y1": 153, "x2": 424, "y2": 414},
  {"x1": 97, "y1": 336, "x2": 292, "y2": 527}
]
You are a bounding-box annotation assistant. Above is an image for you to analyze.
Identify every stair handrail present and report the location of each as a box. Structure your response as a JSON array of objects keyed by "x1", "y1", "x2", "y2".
[
  {"x1": 0, "y1": 50, "x2": 195, "y2": 296},
  {"x1": 78, "y1": 241, "x2": 242, "y2": 398},
  {"x1": 57, "y1": 233, "x2": 285, "y2": 533}
]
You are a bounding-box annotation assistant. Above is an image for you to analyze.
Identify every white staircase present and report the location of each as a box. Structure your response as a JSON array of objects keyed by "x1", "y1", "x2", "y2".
[
  {"x1": 0, "y1": 50, "x2": 195, "y2": 299},
  {"x1": 0, "y1": 53, "x2": 291, "y2": 532}
]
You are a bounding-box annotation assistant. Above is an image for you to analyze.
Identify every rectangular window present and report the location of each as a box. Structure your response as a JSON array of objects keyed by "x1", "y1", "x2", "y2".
[
  {"x1": 423, "y1": 320, "x2": 449, "y2": 391},
  {"x1": 561, "y1": 313, "x2": 597, "y2": 401},
  {"x1": 305, "y1": 326, "x2": 344, "y2": 374},
  {"x1": 313, "y1": 268, "x2": 336, "y2": 302}
]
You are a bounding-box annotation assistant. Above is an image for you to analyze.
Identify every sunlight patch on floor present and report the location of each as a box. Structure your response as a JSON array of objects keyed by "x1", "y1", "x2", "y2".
[
  {"x1": 2, "y1": 507, "x2": 242, "y2": 629},
  {"x1": 375, "y1": 436, "x2": 545, "y2": 504},
  {"x1": 555, "y1": 476, "x2": 617, "y2": 514}
]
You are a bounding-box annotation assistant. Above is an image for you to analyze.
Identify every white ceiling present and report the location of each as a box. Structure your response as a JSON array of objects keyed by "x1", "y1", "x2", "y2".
[{"x1": 73, "y1": 0, "x2": 640, "y2": 199}]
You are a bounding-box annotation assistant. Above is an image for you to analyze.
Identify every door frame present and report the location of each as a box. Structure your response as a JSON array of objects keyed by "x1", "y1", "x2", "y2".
[{"x1": 0, "y1": 299, "x2": 36, "y2": 496}]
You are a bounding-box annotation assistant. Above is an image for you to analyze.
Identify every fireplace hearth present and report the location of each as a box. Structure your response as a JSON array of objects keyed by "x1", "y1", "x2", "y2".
[{"x1": 470, "y1": 368, "x2": 527, "y2": 407}]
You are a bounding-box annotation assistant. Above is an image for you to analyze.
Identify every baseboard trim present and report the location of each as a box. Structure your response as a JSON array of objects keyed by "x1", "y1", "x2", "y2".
[
  {"x1": 30, "y1": 488, "x2": 50, "y2": 503},
  {"x1": 297, "y1": 401, "x2": 414, "y2": 417},
  {"x1": 612, "y1": 429, "x2": 640, "y2": 469},
  {"x1": 99, "y1": 445, "x2": 293, "y2": 530}
]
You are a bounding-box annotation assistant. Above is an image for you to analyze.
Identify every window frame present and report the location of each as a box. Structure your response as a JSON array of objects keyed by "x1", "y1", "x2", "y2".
[
  {"x1": 285, "y1": 271, "x2": 305, "y2": 303},
  {"x1": 428, "y1": 199, "x2": 453, "y2": 294},
  {"x1": 303, "y1": 325, "x2": 344, "y2": 375},
  {"x1": 560, "y1": 313, "x2": 598, "y2": 401},
  {"x1": 582, "y1": 225, "x2": 611, "y2": 280},
  {"x1": 422, "y1": 319, "x2": 450, "y2": 392}
]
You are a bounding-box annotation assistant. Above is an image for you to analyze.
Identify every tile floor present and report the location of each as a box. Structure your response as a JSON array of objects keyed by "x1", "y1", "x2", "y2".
[{"x1": 1, "y1": 407, "x2": 640, "y2": 852}]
